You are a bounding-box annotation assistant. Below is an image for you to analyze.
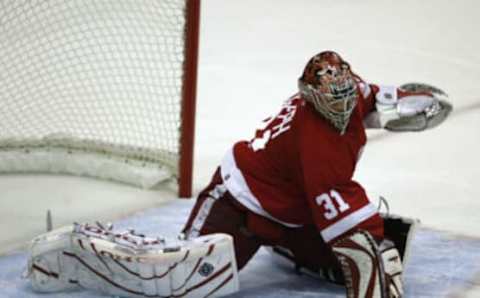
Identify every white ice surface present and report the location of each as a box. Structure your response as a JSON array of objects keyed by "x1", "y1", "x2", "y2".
[
  {"x1": 2, "y1": 200, "x2": 480, "y2": 298},
  {"x1": 1, "y1": 0, "x2": 480, "y2": 297}
]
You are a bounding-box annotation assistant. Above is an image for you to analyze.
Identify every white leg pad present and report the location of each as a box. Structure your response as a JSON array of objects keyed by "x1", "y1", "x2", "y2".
[
  {"x1": 332, "y1": 231, "x2": 401, "y2": 298},
  {"x1": 25, "y1": 223, "x2": 239, "y2": 298}
]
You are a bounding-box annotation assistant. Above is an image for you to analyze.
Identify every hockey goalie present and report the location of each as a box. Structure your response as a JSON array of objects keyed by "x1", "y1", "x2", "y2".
[
  {"x1": 25, "y1": 51, "x2": 451, "y2": 298},
  {"x1": 180, "y1": 51, "x2": 450, "y2": 297}
]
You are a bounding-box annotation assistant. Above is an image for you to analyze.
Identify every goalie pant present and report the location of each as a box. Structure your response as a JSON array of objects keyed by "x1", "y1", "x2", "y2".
[{"x1": 182, "y1": 168, "x2": 383, "y2": 274}]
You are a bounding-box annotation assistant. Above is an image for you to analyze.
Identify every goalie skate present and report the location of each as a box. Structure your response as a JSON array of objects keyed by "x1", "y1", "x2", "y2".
[{"x1": 25, "y1": 223, "x2": 239, "y2": 298}]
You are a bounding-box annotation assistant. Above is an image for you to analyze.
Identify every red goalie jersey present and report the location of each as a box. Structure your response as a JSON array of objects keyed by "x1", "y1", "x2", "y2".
[{"x1": 220, "y1": 78, "x2": 383, "y2": 243}]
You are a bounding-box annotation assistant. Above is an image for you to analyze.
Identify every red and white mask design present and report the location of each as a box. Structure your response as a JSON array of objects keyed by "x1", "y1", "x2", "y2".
[{"x1": 298, "y1": 51, "x2": 358, "y2": 134}]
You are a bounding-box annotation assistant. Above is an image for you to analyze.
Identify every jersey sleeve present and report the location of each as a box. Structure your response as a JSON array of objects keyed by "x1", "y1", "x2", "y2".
[
  {"x1": 305, "y1": 181, "x2": 381, "y2": 243},
  {"x1": 353, "y1": 73, "x2": 377, "y2": 118}
]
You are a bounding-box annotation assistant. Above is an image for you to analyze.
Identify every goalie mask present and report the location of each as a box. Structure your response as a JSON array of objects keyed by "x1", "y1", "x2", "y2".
[{"x1": 298, "y1": 51, "x2": 358, "y2": 134}]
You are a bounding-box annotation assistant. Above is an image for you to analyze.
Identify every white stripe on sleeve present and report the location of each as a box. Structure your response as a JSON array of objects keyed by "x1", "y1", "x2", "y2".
[{"x1": 320, "y1": 203, "x2": 378, "y2": 242}]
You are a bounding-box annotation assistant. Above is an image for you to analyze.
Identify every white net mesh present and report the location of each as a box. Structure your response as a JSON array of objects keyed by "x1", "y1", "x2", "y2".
[{"x1": 0, "y1": 0, "x2": 190, "y2": 188}]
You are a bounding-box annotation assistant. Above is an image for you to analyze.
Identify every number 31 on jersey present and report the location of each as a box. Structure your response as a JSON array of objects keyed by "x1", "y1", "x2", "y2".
[{"x1": 316, "y1": 190, "x2": 350, "y2": 220}]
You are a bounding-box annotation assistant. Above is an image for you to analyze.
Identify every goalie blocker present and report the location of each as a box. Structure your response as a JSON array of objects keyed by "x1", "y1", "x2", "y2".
[{"x1": 24, "y1": 223, "x2": 239, "y2": 298}]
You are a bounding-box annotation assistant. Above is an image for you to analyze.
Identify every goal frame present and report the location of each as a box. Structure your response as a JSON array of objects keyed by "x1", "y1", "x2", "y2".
[
  {"x1": 179, "y1": 0, "x2": 201, "y2": 198},
  {"x1": 0, "y1": 0, "x2": 200, "y2": 198}
]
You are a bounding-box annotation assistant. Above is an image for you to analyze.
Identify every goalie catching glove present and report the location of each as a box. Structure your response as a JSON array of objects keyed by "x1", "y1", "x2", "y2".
[
  {"x1": 364, "y1": 82, "x2": 452, "y2": 131},
  {"x1": 24, "y1": 222, "x2": 239, "y2": 298}
]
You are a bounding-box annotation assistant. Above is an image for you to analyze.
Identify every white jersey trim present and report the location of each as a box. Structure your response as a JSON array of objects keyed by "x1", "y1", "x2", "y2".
[
  {"x1": 321, "y1": 203, "x2": 378, "y2": 242},
  {"x1": 188, "y1": 184, "x2": 227, "y2": 238},
  {"x1": 358, "y1": 81, "x2": 372, "y2": 99},
  {"x1": 220, "y1": 147, "x2": 302, "y2": 228}
]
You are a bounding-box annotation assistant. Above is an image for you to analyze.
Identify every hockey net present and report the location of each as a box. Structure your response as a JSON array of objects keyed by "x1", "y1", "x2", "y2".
[{"x1": 0, "y1": 0, "x2": 200, "y2": 197}]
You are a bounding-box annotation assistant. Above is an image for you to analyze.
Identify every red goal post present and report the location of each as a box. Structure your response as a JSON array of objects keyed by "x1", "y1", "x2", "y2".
[
  {"x1": 180, "y1": 0, "x2": 201, "y2": 198},
  {"x1": 0, "y1": 0, "x2": 200, "y2": 197}
]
